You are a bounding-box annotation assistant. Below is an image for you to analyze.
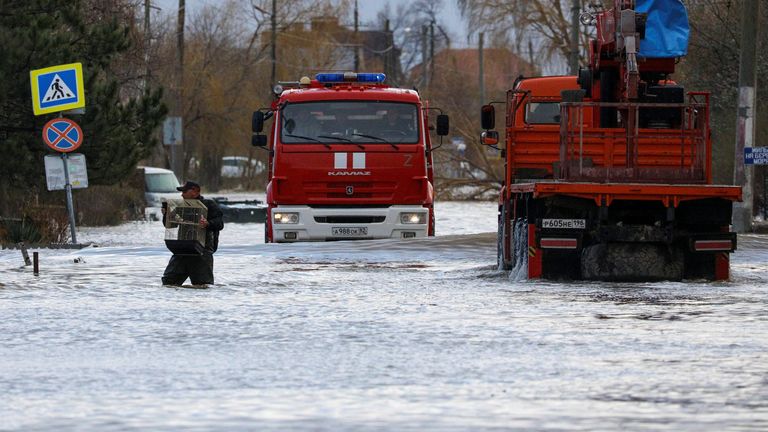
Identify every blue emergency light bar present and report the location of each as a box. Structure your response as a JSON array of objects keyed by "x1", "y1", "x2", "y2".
[{"x1": 315, "y1": 72, "x2": 386, "y2": 84}]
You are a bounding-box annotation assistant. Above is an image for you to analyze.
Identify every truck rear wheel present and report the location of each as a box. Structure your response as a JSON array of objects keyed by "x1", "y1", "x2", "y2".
[
  {"x1": 497, "y1": 205, "x2": 512, "y2": 270},
  {"x1": 581, "y1": 242, "x2": 683, "y2": 282},
  {"x1": 511, "y1": 217, "x2": 528, "y2": 276}
]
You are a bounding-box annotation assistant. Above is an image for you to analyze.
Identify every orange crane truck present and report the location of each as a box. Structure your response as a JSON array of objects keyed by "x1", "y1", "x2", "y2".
[{"x1": 480, "y1": 0, "x2": 741, "y2": 281}]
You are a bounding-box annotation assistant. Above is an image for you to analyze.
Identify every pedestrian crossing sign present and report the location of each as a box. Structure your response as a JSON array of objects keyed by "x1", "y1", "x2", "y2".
[{"x1": 30, "y1": 63, "x2": 86, "y2": 116}]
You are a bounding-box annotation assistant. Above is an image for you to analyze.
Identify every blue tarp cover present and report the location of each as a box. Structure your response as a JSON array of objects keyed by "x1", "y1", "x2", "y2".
[{"x1": 636, "y1": 0, "x2": 689, "y2": 58}]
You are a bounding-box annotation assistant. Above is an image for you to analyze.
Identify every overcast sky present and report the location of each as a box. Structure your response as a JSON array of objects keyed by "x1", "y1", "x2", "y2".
[{"x1": 152, "y1": 0, "x2": 473, "y2": 46}]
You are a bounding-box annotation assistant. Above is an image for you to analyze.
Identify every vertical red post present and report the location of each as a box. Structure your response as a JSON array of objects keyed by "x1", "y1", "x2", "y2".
[
  {"x1": 714, "y1": 252, "x2": 729, "y2": 281},
  {"x1": 528, "y1": 223, "x2": 542, "y2": 278}
]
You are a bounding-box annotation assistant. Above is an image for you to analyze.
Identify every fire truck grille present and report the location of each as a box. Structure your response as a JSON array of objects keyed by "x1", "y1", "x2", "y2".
[
  {"x1": 303, "y1": 181, "x2": 397, "y2": 200},
  {"x1": 314, "y1": 216, "x2": 386, "y2": 224}
]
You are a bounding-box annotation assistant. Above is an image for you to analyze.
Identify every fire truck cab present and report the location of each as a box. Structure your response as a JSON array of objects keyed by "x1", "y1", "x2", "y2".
[{"x1": 252, "y1": 72, "x2": 449, "y2": 243}]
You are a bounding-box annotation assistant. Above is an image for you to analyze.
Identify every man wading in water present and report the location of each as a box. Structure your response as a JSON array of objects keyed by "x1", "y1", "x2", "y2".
[{"x1": 161, "y1": 181, "x2": 224, "y2": 286}]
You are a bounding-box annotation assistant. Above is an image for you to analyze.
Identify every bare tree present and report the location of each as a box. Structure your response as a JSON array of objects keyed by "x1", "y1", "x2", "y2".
[
  {"x1": 149, "y1": 0, "x2": 360, "y2": 190},
  {"x1": 375, "y1": 0, "x2": 450, "y2": 88},
  {"x1": 457, "y1": 0, "x2": 607, "y2": 74}
]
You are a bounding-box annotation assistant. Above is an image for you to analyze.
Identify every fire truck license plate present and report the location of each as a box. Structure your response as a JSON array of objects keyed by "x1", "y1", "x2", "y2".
[
  {"x1": 541, "y1": 219, "x2": 586, "y2": 229},
  {"x1": 332, "y1": 227, "x2": 368, "y2": 236}
]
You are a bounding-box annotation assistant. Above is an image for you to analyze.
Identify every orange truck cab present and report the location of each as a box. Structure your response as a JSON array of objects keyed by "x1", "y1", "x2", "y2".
[{"x1": 252, "y1": 73, "x2": 449, "y2": 243}]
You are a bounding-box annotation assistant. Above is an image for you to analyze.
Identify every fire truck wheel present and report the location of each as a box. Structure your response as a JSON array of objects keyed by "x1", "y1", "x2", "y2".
[{"x1": 581, "y1": 243, "x2": 683, "y2": 281}]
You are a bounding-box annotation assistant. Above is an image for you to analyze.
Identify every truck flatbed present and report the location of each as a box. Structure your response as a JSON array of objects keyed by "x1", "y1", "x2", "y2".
[{"x1": 509, "y1": 182, "x2": 742, "y2": 206}]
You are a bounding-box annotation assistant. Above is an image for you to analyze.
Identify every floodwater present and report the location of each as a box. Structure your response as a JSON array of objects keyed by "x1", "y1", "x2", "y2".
[{"x1": 1, "y1": 198, "x2": 767, "y2": 431}]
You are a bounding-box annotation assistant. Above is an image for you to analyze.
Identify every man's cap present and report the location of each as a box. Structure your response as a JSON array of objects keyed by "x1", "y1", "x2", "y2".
[{"x1": 177, "y1": 180, "x2": 201, "y2": 191}]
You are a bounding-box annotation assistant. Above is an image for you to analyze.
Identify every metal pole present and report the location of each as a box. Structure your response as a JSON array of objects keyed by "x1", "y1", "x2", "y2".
[
  {"x1": 421, "y1": 25, "x2": 428, "y2": 90},
  {"x1": 353, "y1": 0, "x2": 359, "y2": 72},
  {"x1": 383, "y1": 19, "x2": 390, "y2": 80},
  {"x1": 733, "y1": 0, "x2": 759, "y2": 232},
  {"x1": 569, "y1": 0, "x2": 580, "y2": 75},
  {"x1": 62, "y1": 153, "x2": 78, "y2": 244},
  {"x1": 478, "y1": 32, "x2": 485, "y2": 106},
  {"x1": 144, "y1": 0, "x2": 151, "y2": 85},
  {"x1": 174, "y1": 0, "x2": 185, "y2": 179},
  {"x1": 270, "y1": 0, "x2": 277, "y2": 86},
  {"x1": 429, "y1": 20, "x2": 435, "y2": 89},
  {"x1": 19, "y1": 242, "x2": 31, "y2": 266}
]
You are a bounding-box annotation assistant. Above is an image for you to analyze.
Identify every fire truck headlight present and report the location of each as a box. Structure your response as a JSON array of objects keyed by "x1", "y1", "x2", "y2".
[
  {"x1": 400, "y1": 212, "x2": 426, "y2": 224},
  {"x1": 274, "y1": 212, "x2": 299, "y2": 224}
]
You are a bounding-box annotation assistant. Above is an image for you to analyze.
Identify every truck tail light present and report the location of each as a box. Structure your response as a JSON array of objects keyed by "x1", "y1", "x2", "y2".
[
  {"x1": 693, "y1": 239, "x2": 734, "y2": 252},
  {"x1": 539, "y1": 238, "x2": 578, "y2": 249}
]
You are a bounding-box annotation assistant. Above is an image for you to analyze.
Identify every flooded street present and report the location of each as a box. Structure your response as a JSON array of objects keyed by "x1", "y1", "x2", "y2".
[{"x1": 1, "y1": 200, "x2": 767, "y2": 431}]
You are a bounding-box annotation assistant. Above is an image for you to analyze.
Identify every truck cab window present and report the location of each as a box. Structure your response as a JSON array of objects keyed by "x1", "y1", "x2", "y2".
[
  {"x1": 281, "y1": 101, "x2": 419, "y2": 144},
  {"x1": 526, "y1": 102, "x2": 561, "y2": 124}
]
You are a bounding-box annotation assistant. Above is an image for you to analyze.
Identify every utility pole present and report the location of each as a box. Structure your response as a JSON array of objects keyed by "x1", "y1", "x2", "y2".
[
  {"x1": 383, "y1": 19, "x2": 390, "y2": 79},
  {"x1": 174, "y1": 0, "x2": 185, "y2": 178},
  {"x1": 528, "y1": 39, "x2": 534, "y2": 72},
  {"x1": 733, "y1": 0, "x2": 759, "y2": 232},
  {"x1": 478, "y1": 32, "x2": 485, "y2": 107},
  {"x1": 429, "y1": 20, "x2": 435, "y2": 90},
  {"x1": 569, "y1": 0, "x2": 580, "y2": 75},
  {"x1": 144, "y1": 0, "x2": 151, "y2": 86},
  {"x1": 384, "y1": 20, "x2": 399, "y2": 83},
  {"x1": 354, "y1": 0, "x2": 359, "y2": 72},
  {"x1": 421, "y1": 25, "x2": 428, "y2": 90},
  {"x1": 271, "y1": 0, "x2": 277, "y2": 86}
]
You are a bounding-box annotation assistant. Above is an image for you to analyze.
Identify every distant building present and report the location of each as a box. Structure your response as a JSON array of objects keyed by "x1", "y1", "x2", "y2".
[
  {"x1": 262, "y1": 16, "x2": 402, "y2": 83},
  {"x1": 410, "y1": 47, "x2": 537, "y2": 94},
  {"x1": 409, "y1": 48, "x2": 537, "y2": 180}
]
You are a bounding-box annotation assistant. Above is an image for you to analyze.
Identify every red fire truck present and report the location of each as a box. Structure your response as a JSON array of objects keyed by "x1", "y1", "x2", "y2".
[
  {"x1": 252, "y1": 72, "x2": 449, "y2": 243},
  {"x1": 481, "y1": 0, "x2": 741, "y2": 281}
]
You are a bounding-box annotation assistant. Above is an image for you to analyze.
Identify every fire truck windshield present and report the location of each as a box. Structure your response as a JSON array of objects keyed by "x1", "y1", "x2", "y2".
[{"x1": 281, "y1": 101, "x2": 419, "y2": 145}]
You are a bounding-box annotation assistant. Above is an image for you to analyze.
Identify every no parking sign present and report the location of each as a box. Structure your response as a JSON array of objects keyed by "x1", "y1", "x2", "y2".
[{"x1": 42, "y1": 117, "x2": 83, "y2": 153}]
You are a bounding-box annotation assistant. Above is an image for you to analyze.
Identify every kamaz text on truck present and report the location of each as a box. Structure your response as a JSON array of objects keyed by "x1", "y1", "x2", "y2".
[
  {"x1": 480, "y1": 0, "x2": 741, "y2": 281},
  {"x1": 252, "y1": 72, "x2": 449, "y2": 243}
]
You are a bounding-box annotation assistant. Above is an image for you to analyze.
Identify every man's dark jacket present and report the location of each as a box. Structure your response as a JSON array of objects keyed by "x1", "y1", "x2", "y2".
[
  {"x1": 162, "y1": 196, "x2": 224, "y2": 254},
  {"x1": 199, "y1": 195, "x2": 224, "y2": 253}
]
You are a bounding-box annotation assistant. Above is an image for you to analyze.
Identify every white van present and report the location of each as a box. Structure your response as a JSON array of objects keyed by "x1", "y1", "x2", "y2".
[
  {"x1": 221, "y1": 156, "x2": 265, "y2": 178},
  {"x1": 139, "y1": 166, "x2": 180, "y2": 220}
]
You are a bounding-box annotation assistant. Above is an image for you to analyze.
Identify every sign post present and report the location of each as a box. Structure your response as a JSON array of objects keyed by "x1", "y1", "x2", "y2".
[
  {"x1": 164, "y1": 116, "x2": 183, "y2": 177},
  {"x1": 62, "y1": 153, "x2": 78, "y2": 244},
  {"x1": 42, "y1": 117, "x2": 84, "y2": 244},
  {"x1": 31, "y1": 63, "x2": 88, "y2": 244}
]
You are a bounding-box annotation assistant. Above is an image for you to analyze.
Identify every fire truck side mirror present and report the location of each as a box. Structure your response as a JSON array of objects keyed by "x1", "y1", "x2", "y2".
[
  {"x1": 251, "y1": 134, "x2": 267, "y2": 147},
  {"x1": 436, "y1": 114, "x2": 449, "y2": 136},
  {"x1": 481, "y1": 130, "x2": 499, "y2": 146},
  {"x1": 252, "y1": 111, "x2": 265, "y2": 133},
  {"x1": 481, "y1": 104, "x2": 495, "y2": 130}
]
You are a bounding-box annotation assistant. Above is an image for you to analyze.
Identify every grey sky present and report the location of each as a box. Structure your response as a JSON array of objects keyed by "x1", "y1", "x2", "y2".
[{"x1": 152, "y1": 0, "x2": 473, "y2": 46}]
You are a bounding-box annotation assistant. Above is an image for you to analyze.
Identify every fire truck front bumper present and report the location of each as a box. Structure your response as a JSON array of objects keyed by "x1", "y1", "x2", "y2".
[{"x1": 271, "y1": 205, "x2": 429, "y2": 242}]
